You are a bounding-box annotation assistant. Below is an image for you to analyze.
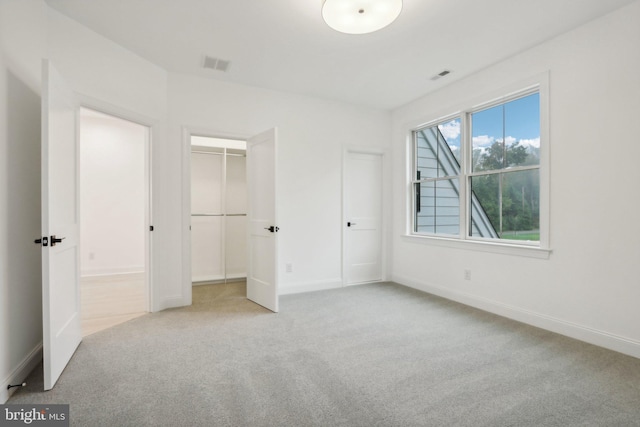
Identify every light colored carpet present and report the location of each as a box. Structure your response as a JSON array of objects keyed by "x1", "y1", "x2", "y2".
[{"x1": 9, "y1": 282, "x2": 640, "y2": 426}]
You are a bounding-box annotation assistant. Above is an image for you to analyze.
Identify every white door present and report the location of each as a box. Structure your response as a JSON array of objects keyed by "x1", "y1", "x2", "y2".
[
  {"x1": 246, "y1": 128, "x2": 278, "y2": 312},
  {"x1": 41, "y1": 60, "x2": 82, "y2": 390},
  {"x1": 344, "y1": 151, "x2": 383, "y2": 285}
]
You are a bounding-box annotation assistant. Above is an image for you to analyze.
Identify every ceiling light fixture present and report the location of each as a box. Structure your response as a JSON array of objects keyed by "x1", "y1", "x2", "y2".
[{"x1": 322, "y1": 0, "x2": 402, "y2": 35}]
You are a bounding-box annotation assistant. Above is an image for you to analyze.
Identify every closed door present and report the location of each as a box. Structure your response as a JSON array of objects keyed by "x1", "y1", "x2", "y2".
[{"x1": 344, "y1": 151, "x2": 383, "y2": 285}]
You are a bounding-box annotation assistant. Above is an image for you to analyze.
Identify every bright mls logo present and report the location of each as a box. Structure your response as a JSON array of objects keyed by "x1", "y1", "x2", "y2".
[{"x1": 0, "y1": 405, "x2": 69, "y2": 427}]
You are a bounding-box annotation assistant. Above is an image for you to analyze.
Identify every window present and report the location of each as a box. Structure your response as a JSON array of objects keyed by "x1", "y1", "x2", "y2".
[
  {"x1": 412, "y1": 89, "x2": 543, "y2": 246},
  {"x1": 414, "y1": 118, "x2": 462, "y2": 236}
]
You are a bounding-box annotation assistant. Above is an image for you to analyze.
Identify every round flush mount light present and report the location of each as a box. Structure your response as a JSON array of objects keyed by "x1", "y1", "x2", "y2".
[{"x1": 322, "y1": 0, "x2": 403, "y2": 35}]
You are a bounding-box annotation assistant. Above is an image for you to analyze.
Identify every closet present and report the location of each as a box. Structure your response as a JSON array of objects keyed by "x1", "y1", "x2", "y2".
[{"x1": 191, "y1": 136, "x2": 247, "y2": 283}]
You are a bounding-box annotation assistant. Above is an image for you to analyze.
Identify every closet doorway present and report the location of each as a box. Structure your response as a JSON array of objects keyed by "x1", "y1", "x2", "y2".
[
  {"x1": 191, "y1": 136, "x2": 247, "y2": 295},
  {"x1": 79, "y1": 108, "x2": 150, "y2": 336}
]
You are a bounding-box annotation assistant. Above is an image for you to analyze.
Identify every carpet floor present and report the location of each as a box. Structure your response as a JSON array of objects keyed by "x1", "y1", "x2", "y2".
[{"x1": 9, "y1": 282, "x2": 640, "y2": 426}]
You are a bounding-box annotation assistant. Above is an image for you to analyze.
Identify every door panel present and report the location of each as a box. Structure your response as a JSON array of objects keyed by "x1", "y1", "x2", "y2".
[
  {"x1": 345, "y1": 152, "x2": 383, "y2": 285},
  {"x1": 247, "y1": 129, "x2": 278, "y2": 312},
  {"x1": 41, "y1": 60, "x2": 82, "y2": 390}
]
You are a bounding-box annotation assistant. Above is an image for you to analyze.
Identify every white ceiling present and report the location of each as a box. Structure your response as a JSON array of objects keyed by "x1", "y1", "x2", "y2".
[{"x1": 46, "y1": 0, "x2": 635, "y2": 110}]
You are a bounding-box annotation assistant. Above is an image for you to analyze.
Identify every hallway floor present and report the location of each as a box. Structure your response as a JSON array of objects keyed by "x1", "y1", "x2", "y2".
[{"x1": 81, "y1": 272, "x2": 146, "y2": 336}]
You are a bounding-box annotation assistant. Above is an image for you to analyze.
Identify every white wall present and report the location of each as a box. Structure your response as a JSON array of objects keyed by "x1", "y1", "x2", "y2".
[
  {"x1": 0, "y1": 0, "x2": 47, "y2": 403},
  {"x1": 170, "y1": 74, "x2": 392, "y2": 296},
  {"x1": 80, "y1": 110, "x2": 146, "y2": 276},
  {"x1": 46, "y1": 10, "x2": 166, "y2": 121},
  {"x1": 390, "y1": 1, "x2": 640, "y2": 358}
]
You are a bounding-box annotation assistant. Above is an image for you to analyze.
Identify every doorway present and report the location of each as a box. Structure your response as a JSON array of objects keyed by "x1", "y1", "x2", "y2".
[
  {"x1": 186, "y1": 130, "x2": 279, "y2": 312},
  {"x1": 190, "y1": 136, "x2": 247, "y2": 297},
  {"x1": 79, "y1": 108, "x2": 150, "y2": 336}
]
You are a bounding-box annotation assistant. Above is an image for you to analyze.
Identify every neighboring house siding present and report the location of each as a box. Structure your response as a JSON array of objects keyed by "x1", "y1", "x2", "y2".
[{"x1": 415, "y1": 128, "x2": 497, "y2": 238}]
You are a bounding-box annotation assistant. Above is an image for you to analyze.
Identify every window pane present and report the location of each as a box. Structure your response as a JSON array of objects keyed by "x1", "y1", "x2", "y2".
[
  {"x1": 470, "y1": 169, "x2": 540, "y2": 241},
  {"x1": 415, "y1": 179, "x2": 460, "y2": 236},
  {"x1": 472, "y1": 104, "x2": 503, "y2": 172},
  {"x1": 472, "y1": 93, "x2": 540, "y2": 172},
  {"x1": 415, "y1": 118, "x2": 460, "y2": 179},
  {"x1": 505, "y1": 93, "x2": 540, "y2": 167}
]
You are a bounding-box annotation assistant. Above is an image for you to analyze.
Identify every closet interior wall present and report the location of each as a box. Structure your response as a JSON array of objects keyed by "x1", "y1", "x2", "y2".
[{"x1": 191, "y1": 142, "x2": 247, "y2": 284}]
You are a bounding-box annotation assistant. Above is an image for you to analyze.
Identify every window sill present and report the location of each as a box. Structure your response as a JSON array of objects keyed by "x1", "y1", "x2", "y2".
[{"x1": 402, "y1": 234, "x2": 552, "y2": 259}]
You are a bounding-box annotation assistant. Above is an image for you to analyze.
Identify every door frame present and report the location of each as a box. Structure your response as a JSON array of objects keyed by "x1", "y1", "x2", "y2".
[
  {"x1": 79, "y1": 95, "x2": 157, "y2": 312},
  {"x1": 342, "y1": 146, "x2": 388, "y2": 286},
  {"x1": 181, "y1": 127, "x2": 250, "y2": 306}
]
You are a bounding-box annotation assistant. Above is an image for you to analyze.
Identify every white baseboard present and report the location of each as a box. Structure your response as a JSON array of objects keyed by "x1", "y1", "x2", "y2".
[
  {"x1": 192, "y1": 274, "x2": 246, "y2": 285},
  {"x1": 279, "y1": 278, "x2": 344, "y2": 295},
  {"x1": 392, "y1": 273, "x2": 640, "y2": 360},
  {"x1": 192, "y1": 274, "x2": 225, "y2": 283},
  {"x1": 1, "y1": 343, "x2": 42, "y2": 404},
  {"x1": 81, "y1": 267, "x2": 145, "y2": 277},
  {"x1": 159, "y1": 296, "x2": 185, "y2": 311}
]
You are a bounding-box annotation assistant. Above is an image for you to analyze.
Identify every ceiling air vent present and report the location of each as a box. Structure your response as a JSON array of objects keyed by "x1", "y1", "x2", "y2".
[
  {"x1": 430, "y1": 70, "x2": 451, "y2": 81},
  {"x1": 203, "y1": 56, "x2": 230, "y2": 72}
]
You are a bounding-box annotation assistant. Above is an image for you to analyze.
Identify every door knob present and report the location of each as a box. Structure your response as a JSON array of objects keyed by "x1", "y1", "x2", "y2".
[
  {"x1": 50, "y1": 235, "x2": 65, "y2": 247},
  {"x1": 34, "y1": 237, "x2": 49, "y2": 247},
  {"x1": 347, "y1": 222, "x2": 356, "y2": 227}
]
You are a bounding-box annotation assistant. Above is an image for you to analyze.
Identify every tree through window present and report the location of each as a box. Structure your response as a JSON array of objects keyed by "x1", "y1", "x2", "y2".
[{"x1": 470, "y1": 92, "x2": 540, "y2": 241}]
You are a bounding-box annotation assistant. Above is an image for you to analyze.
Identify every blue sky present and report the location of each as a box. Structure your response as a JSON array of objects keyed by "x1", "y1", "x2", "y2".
[
  {"x1": 437, "y1": 92, "x2": 540, "y2": 150},
  {"x1": 472, "y1": 92, "x2": 540, "y2": 148}
]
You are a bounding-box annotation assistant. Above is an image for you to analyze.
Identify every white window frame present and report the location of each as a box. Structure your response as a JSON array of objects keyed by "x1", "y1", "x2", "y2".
[
  {"x1": 411, "y1": 115, "x2": 463, "y2": 238},
  {"x1": 404, "y1": 74, "x2": 551, "y2": 259}
]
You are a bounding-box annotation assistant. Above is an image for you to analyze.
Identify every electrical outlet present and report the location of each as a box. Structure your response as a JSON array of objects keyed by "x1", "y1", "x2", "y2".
[
  {"x1": 286, "y1": 263, "x2": 293, "y2": 273},
  {"x1": 464, "y1": 269, "x2": 471, "y2": 280},
  {"x1": 89, "y1": 252, "x2": 95, "y2": 260}
]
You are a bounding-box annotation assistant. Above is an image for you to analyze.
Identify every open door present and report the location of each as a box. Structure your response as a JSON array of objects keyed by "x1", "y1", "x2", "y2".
[
  {"x1": 246, "y1": 128, "x2": 278, "y2": 312},
  {"x1": 40, "y1": 60, "x2": 82, "y2": 390}
]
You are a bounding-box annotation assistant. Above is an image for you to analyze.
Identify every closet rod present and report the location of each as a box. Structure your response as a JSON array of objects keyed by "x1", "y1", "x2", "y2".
[
  {"x1": 191, "y1": 150, "x2": 223, "y2": 156},
  {"x1": 191, "y1": 151, "x2": 245, "y2": 157},
  {"x1": 191, "y1": 213, "x2": 246, "y2": 217}
]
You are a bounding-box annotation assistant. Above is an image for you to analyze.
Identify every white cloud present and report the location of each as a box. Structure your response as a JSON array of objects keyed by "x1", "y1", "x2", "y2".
[
  {"x1": 472, "y1": 135, "x2": 494, "y2": 147},
  {"x1": 516, "y1": 137, "x2": 541, "y2": 148},
  {"x1": 505, "y1": 136, "x2": 517, "y2": 145},
  {"x1": 438, "y1": 120, "x2": 460, "y2": 141},
  {"x1": 472, "y1": 135, "x2": 540, "y2": 149}
]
